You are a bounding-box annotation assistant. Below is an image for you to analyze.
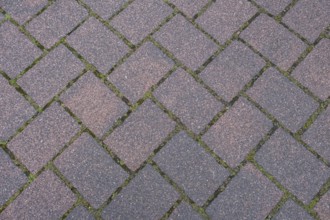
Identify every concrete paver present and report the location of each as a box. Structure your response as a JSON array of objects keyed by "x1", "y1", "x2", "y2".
[
  {"x1": 273, "y1": 200, "x2": 313, "y2": 220},
  {"x1": 254, "y1": 0, "x2": 291, "y2": 15},
  {"x1": 83, "y1": 0, "x2": 127, "y2": 19},
  {"x1": 169, "y1": 202, "x2": 202, "y2": 220},
  {"x1": 168, "y1": 0, "x2": 208, "y2": 18},
  {"x1": 315, "y1": 190, "x2": 330, "y2": 220},
  {"x1": 65, "y1": 206, "x2": 95, "y2": 220}
]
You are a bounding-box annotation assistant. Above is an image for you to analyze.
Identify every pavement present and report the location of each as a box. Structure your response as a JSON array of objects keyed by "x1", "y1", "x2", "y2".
[{"x1": 0, "y1": 0, "x2": 329, "y2": 219}]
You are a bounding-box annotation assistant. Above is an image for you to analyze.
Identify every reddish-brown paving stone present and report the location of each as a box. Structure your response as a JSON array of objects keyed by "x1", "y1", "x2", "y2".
[
  {"x1": 83, "y1": 0, "x2": 127, "y2": 19},
  {"x1": 315, "y1": 190, "x2": 330, "y2": 220},
  {"x1": 26, "y1": 0, "x2": 87, "y2": 48},
  {"x1": 55, "y1": 133, "x2": 128, "y2": 208},
  {"x1": 0, "y1": 170, "x2": 76, "y2": 220},
  {"x1": 102, "y1": 165, "x2": 179, "y2": 220},
  {"x1": 108, "y1": 41, "x2": 174, "y2": 103},
  {"x1": 67, "y1": 17, "x2": 129, "y2": 74},
  {"x1": 153, "y1": 15, "x2": 218, "y2": 70},
  {"x1": 203, "y1": 97, "x2": 272, "y2": 167},
  {"x1": 254, "y1": 0, "x2": 291, "y2": 15},
  {"x1": 273, "y1": 200, "x2": 313, "y2": 220},
  {"x1": 169, "y1": 0, "x2": 208, "y2": 18},
  {"x1": 154, "y1": 69, "x2": 223, "y2": 133},
  {"x1": 207, "y1": 163, "x2": 282, "y2": 219},
  {"x1": 104, "y1": 100, "x2": 175, "y2": 171},
  {"x1": 154, "y1": 132, "x2": 229, "y2": 205},
  {"x1": 0, "y1": 21, "x2": 42, "y2": 78},
  {"x1": 256, "y1": 129, "x2": 330, "y2": 203},
  {"x1": 111, "y1": 0, "x2": 172, "y2": 44},
  {"x1": 61, "y1": 72, "x2": 128, "y2": 138},
  {"x1": 17, "y1": 45, "x2": 84, "y2": 107},
  {"x1": 66, "y1": 206, "x2": 95, "y2": 220},
  {"x1": 7, "y1": 103, "x2": 80, "y2": 173},
  {"x1": 196, "y1": 0, "x2": 257, "y2": 44},
  {"x1": 240, "y1": 14, "x2": 306, "y2": 70},
  {"x1": 247, "y1": 68, "x2": 318, "y2": 133},
  {"x1": 169, "y1": 202, "x2": 202, "y2": 220},
  {"x1": 199, "y1": 41, "x2": 265, "y2": 102}
]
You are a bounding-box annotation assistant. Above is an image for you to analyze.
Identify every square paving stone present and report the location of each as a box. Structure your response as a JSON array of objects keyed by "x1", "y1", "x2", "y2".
[
  {"x1": 0, "y1": 21, "x2": 42, "y2": 78},
  {"x1": 315, "y1": 190, "x2": 330, "y2": 220},
  {"x1": 108, "y1": 41, "x2": 174, "y2": 103},
  {"x1": 292, "y1": 39, "x2": 330, "y2": 100},
  {"x1": 154, "y1": 69, "x2": 223, "y2": 133},
  {"x1": 154, "y1": 131, "x2": 229, "y2": 205},
  {"x1": 111, "y1": 0, "x2": 172, "y2": 44},
  {"x1": 169, "y1": 202, "x2": 202, "y2": 220},
  {"x1": 256, "y1": 129, "x2": 330, "y2": 203},
  {"x1": 196, "y1": 0, "x2": 257, "y2": 44},
  {"x1": 66, "y1": 206, "x2": 94, "y2": 220},
  {"x1": 240, "y1": 14, "x2": 306, "y2": 70},
  {"x1": 55, "y1": 133, "x2": 128, "y2": 208},
  {"x1": 254, "y1": 0, "x2": 291, "y2": 15},
  {"x1": 153, "y1": 15, "x2": 218, "y2": 70},
  {"x1": 61, "y1": 72, "x2": 128, "y2": 138},
  {"x1": 203, "y1": 97, "x2": 272, "y2": 167},
  {"x1": 0, "y1": 75, "x2": 35, "y2": 140},
  {"x1": 7, "y1": 103, "x2": 80, "y2": 173},
  {"x1": 18, "y1": 45, "x2": 84, "y2": 107},
  {"x1": 102, "y1": 165, "x2": 179, "y2": 220},
  {"x1": 247, "y1": 68, "x2": 318, "y2": 133},
  {"x1": 104, "y1": 99, "x2": 176, "y2": 171},
  {"x1": 168, "y1": 0, "x2": 208, "y2": 18},
  {"x1": 83, "y1": 0, "x2": 127, "y2": 19},
  {"x1": 207, "y1": 163, "x2": 282, "y2": 219},
  {"x1": 273, "y1": 200, "x2": 313, "y2": 220},
  {"x1": 199, "y1": 41, "x2": 265, "y2": 101},
  {"x1": 67, "y1": 17, "x2": 129, "y2": 74}
]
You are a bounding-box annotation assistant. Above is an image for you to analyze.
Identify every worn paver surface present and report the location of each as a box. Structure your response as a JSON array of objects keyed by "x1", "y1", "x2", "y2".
[{"x1": 0, "y1": 0, "x2": 329, "y2": 219}]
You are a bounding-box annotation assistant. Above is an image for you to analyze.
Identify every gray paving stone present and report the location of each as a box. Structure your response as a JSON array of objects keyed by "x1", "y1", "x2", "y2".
[
  {"x1": 207, "y1": 163, "x2": 282, "y2": 219},
  {"x1": 273, "y1": 200, "x2": 313, "y2": 220},
  {"x1": 247, "y1": 68, "x2": 318, "y2": 133},
  {"x1": 240, "y1": 14, "x2": 306, "y2": 70},
  {"x1": 66, "y1": 206, "x2": 95, "y2": 220},
  {"x1": 169, "y1": 202, "x2": 202, "y2": 220},
  {"x1": 254, "y1": 0, "x2": 291, "y2": 15},
  {"x1": 109, "y1": 42, "x2": 174, "y2": 103},
  {"x1": 169, "y1": 0, "x2": 208, "y2": 17},
  {"x1": 203, "y1": 97, "x2": 272, "y2": 167},
  {"x1": 154, "y1": 15, "x2": 218, "y2": 70},
  {"x1": 256, "y1": 129, "x2": 330, "y2": 203},
  {"x1": 102, "y1": 165, "x2": 179, "y2": 220},
  {"x1": 315, "y1": 190, "x2": 330, "y2": 220},
  {"x1": 104, "y1": 100, "x2": 176, "y2": 171},
  {"x1": 154, "y1": 132, "x2": 229, "y2": 205},
  {"x1": 111, "y1": 0, "x2": 172, "y2": 44},
  {"x1": 83, "y1": 0, "x2": 127, "y2": 19},
  {"x1": 197, "y1": 0, "x2": 257, "y2": 44},
  {"x1": 200, "y1": 41, "x2": 265, "y2": 101},
  {"x1": 0, "y1": 13, "x2": 4, "y2": 21}
]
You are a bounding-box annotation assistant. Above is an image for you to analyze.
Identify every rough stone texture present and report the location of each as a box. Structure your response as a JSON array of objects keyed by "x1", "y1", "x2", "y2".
[
  {"x1": 154, "y1": 132, "x2": 229, "y2": 205},
  {"x1": 207, "y1": 163, "x2": 282, "y2": 219},
  {"x1": 7, "y1": 103, "x2": 80, "y2": 173},
  {"x1": 0, "y1": 171, "x2": 76, "y2": 220},
  {"x1": 256, "y1": 129, "x2": 330, "y2": 203},
  {"x1": 154, "y1": 15, "x2": 218, "y2": 70},
  {"x1": 109, "y1": 42, "x2": 174, "y2": 103},
  {"x1": 169, "y1": 202, "x2": 202, "y2": 220},
  {"x1": 247, "y1": 68, "x2": 318, "y2": 133},
  {"x1": 111, "y1": 0, "x2": 172, "y2": 44},
  {"x1": 83, "y1": 0, "x2": 127, "y2": 19},
  {"x1": 203, "y1": 97, "x2": 272, "y2": 167},
  {"x1": 254, "y1": 0, "x2": 291, "y2": 15},
  {"x1": 200, "y1": 41, "x2": 265, "y2": 101},
  {"x1": 315, "y1": 190, "x2": 330, "y2": 220},
  {"x1": 169, "y1": 0, "x2": 208, "y2": 18},
  {"x1": 273, "y1": 200, "x2": 313, "y2": 220},
  {"x1": 240, "y1": 14, "x2": 306, "y2": 70},
  {"x1": 66, "y1": 206, "x2": 95, "y2": 220},
  {"x1": 154, "y1": 69, "x2": 223, "y2": 133},
  {"x1": 102, "y1": 165, "x2": 179, "y2": 220},
  {"x1": 197, "y1": 0, "x2": 257, "y2": 44},
  {"x1": 105, "y1": 100, "x2": 176, "y2": 171}
]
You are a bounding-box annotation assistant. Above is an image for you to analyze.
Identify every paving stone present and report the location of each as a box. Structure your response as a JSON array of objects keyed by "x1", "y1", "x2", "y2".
[
  {"x1": 0, "y1": 75, "x2": 35, "y2": 140},
  {"x1": 197, "y1": 0, "x2": 257, "y2": 44},
  {"x1": 169, "y1": 202, "x2": 202, "y2": 220},
  {"x1": 203, "y1": 97, "x2": 272, "y2": 167},
  {"x1": 18, "y1": 45, "x2": 84, "y2": 107},
  {"x1": 111, "y1": 0, "x2": 172, "y2": 44},
  {"x1": 7, "y1": 103, "x2": 80, "y2": 173},
  {"x1": 199, "y1": 41, "x2": 265, "y2": 101},
  {"x1": 254, "y1": 0, "x2": 291, "y2": 15},
  {"x1": 154, "y1": 15, "x2": 218, "y2": 70},
  {"x1": 240, "y1": 14, "x2": 306, "y2": 70},
  {"x1": 292, "y1": 39, "x2": 330, "y2": 100},
  {"x1": 102, "y1": 165, "x2": 179, "y2": 220},
  {"x1": 207, "y1": 163, "x2": 282, "y2": 219},
  {"x1": 315, "y1": 190, "x2": 330, "y2": 220},
  {"x1": 169, "y1": 0, "x2": 208, "y2": 18},
  {"x1": 154, "y1": 132, "x2": 229, "y2": 205},
  {"x1": 66, "y1": 206, "x2": 95, "y2": 220},
  {"x1": 108, "y1": 42, "x2": 174, "y2": 103},
  {"x1": 61, "y1": 72, "x2": 128, "y2": 137},
  {"x1": 256, "y1": 129, "x2": 330, "y2": 203},
  {"x1": 0, "y1": 170, "x2": 76, "y2": 220},
  {"x1": 247, "y1": 68, "x2": 318, "y2": 132},
  {"x1": 55, "y1": 133, "x2": 128, "y2": 208},
  {"x1": 283, "y1": 0, "x2": 330, "y2": 42},
  {"x1": 154, "y1": 69, "x2": 223, "y2": 133},
  {"x1": 104, "y1": 100, "x2": 175, "y2": 171},
  {"x1": 273, "y1": 200, "x2": 313, "y2": 220},
  {"x1": 0, "y1": 21, "x2": 42, "y2": 78},
  {"x1": 0, "y1": 13, "x2": 4, "y2": 21},
  {"x1": 83, "y1": 0, "x2": 127, "y2": 19},
  {"x1": 0, "y1": 149, "x2": 27, "y2": 206},
  {"x1": 67, "y1": 17, "x2": 129, "y2": 74}
]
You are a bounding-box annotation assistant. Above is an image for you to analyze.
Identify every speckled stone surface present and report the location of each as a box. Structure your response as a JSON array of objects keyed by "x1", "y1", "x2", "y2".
[
  {"x1": 169, "y1": 0, "x2": 208, "y2": 18},
  {"x1": 315, "y1": 190, "x2": 330, "y2": 220},
  {"x1": 169, "y1": 202, "x2": 203, "y2": 220},
  {"x1": 273, "y1": 200, "x2": 313, "y2": 220},
  {"x1": 65, "y1": 206, "x2": 95, "y2": 220},
  {"x1": 254, "y1": 0, "x2": 291, "y2": 15},
  {"x1": 83, "y1": 0, "x2": 127, "y2": 19}
]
